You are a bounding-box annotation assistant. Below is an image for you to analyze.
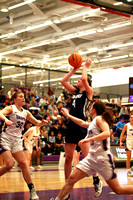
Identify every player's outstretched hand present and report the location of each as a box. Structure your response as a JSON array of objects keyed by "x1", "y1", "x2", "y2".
[
  {"x1": 85, "y1": 58, "x2": 92, "y2": 67},
  {"x1": 61, "y1": 108, "x2": 69, "y2": 118},
  {"x1": 37, "y1": 119, "x2": 48, "y2": 127},
  {"x1": 78, "y1": 138, "x2": 90, "y2": 147}
]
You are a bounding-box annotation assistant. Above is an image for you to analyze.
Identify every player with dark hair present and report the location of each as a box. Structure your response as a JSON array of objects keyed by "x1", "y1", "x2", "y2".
[
  {"x1": 51, "y1": 101, "x2": 133, "y2": 200},
  {"x1": 60, "y1": 58, "x2": 102, "y2": 199}
]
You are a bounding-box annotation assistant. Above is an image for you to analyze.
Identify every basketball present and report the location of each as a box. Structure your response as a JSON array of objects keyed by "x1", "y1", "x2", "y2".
[{"x1": 68, "y1": 53, "x2": 83, "y2": 68}]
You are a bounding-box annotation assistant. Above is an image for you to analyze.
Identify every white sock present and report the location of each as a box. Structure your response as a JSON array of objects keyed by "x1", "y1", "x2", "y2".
[{"x1": 55, "y1": 197, "x2": 60, "y2": 200}]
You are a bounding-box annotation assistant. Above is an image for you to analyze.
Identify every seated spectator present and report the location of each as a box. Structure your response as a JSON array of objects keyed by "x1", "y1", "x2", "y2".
[
  {"x1": 44, "y1": 116, "x2": 52, "y2": 133},
  {"x1": 110, "y1": 132, "x2": 118, "y2": 145},
  {"x1": 39, "y1": 96, "x2": 48, "y2": 109},
  {"x1": 48, "y1": 100, "x2": 57, "y2": 114},
  {"x1": 19, "y1": 83, "x2": 26, "y2": 93},
  {"x1": 57, "y1": 102, "x2": 64, "y2": 116},
  {"x1": 115, "y1": 117, "x2": 125, "y2": 137},
  {"x1": 40, "y1": 126, "x2": 51, "y2": 155},
  {"x1": 47, "y1": 87, "x2": 55, "y2": 101},
  {"x1": 54, "y1": 132, "x2": 64, "y2": 155},
  {"x1": 38, "y1": 105, "x2": 46, "y2": 119},
  {"x1": 62, "y1": 88, "x2": 68, "y2": 100},
  {"x1": 65, "y1": 94, "x2": 71, "y2": 108},
  {"x1": 57, "y1": 93, "x2": 65, "y2": 105},
  {"x1": 50, "y1": 121, "x2": 59, "y2": 137},
  {"x1": 51, "y1": 110, "x2": 58, "y2": 124},
  {"x1": 0, "y1": 87, "x2": 6, "y2": 109},
  {"x1": 119, "y1": 105, "x2": 127, "y2": 118},
  {"x1": 48, "y1": 130, "x2": 56, "y2": 154},
  {"x1": 116, "y1": 100, "x2": 122, "y2": 116},
  {"x1": 30, "y1": 96, "x2": 38, "y2": 107}
]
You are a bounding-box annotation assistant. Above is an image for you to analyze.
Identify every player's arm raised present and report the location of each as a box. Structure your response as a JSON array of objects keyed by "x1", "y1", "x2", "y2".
[
  {"x1": 60, "y1": 67, "x2": 80, "y2": 95},
  {"x1": 82, "y1": 58, "x2": 93, "y2": 100}
]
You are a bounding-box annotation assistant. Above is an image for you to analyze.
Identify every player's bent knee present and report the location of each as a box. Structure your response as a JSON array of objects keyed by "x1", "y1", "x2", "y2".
[{"x1": 6, "y1": 162, "x2": 14, "y2": 171}]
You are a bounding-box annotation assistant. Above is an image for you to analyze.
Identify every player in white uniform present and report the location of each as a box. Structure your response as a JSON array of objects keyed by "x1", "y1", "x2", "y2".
[
  {"x1": 0, "y1": 91, "x2": 48, "y2": 200},
  {"x1": 120, "y1": 114, "x2": 133, "y2": 176},
  {"x1": 50, "y1": 101, "x2": 133, "y2": 200},
  {"x1": 23, "y1": 126, "x2": 41, "y2": 169}
]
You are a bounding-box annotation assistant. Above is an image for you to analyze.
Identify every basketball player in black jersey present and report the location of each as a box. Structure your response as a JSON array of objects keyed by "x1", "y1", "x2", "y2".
[{"x1": 60, "y1": 58, "x2": 102, "y2": 199}]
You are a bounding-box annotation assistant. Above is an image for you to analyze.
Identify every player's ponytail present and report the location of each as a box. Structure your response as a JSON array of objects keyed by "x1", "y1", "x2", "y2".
[{"x1": 93, "y1": 101, "x2": 114, "y2": 126}]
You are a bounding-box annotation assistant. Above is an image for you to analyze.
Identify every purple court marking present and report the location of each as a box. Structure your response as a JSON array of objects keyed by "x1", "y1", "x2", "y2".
[{"x1": 1, "y1": 186, "x2": 133, "y2": 200}]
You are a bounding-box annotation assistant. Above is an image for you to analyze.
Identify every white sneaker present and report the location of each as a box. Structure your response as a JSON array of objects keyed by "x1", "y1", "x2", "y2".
[
  {"x1": 29, "y1": 166, "x2": 35, "y2": 171},
  {"x1": 30, "y1": 188, "x2": 39, "y2": 200},
  {"x1": 94, "y1": 180, "x2": 103, "y2": 198},
  {"x1": 127, "y1": 170, "x2": 133, "y2": 177},
  {"x1": 36, "y1": 165, "x2": 42, "y2": 170}
]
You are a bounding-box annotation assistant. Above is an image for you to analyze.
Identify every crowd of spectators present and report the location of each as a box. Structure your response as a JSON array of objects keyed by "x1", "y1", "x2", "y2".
[{"x1": 0, "y1": 84, "x2": 133, "y2": 164}]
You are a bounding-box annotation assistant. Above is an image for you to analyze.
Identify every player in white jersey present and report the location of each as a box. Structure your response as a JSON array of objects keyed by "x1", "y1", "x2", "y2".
[
  {"x1": 23, "y1": 126, "x2": 42, "y2": 169},
  {"x1": 120, "y1": 114, "x2": 133, "y2": 176},
  {"x1": 0, "y1": 91, "x2": 48, "y2": 200},
  {"x1": 50, "y1": 101, "x2": 133, "y2": 200}
]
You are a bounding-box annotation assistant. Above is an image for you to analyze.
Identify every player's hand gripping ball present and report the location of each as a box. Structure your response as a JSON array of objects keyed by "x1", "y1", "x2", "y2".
[{"x1": 68, "y1": 53, "x2": 83, "y2": 68}]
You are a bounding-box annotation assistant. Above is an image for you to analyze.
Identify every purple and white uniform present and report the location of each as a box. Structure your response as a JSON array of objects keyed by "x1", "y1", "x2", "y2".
[
  {"x1": 126, "y1": 122, "x2": 133, "y2": 151},
  {"x1": 76, "y1": 116, "x2": 117, "y2": 181},
  {"x1": 0, "y1": 105, "x2": 27, "y2": 153}
]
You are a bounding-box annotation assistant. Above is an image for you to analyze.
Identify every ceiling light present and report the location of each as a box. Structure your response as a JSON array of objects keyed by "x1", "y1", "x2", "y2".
[
  {"x1": 8, "y1": 0, "x2": 36, "y2": 10},
  {"x1": 2, "y1": 66, "x2": 15, "y2": 70},
  {"x1": 1, "y1": 6, "x2": 8, "y2": 12},
  {"x1": 114, "y1": 2, "x2": 123, "y2": 5}
]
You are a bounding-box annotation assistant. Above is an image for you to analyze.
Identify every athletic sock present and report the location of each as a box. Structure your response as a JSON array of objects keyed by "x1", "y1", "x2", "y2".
[
  {"x1": 28, "y1": 183, "x2": 34, "y2": 191},
  {"x1": 93, "y1": 176, "x2": 100, "y2": 185}
]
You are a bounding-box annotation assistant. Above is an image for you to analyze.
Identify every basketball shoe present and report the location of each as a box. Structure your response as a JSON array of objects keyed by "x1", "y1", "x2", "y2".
[
  {"x1": 30, "y1": 188, "x2": 39, "y2": 200},
  {"x1": 94, "y1": 180, "x2": 103, "y2": 198}
]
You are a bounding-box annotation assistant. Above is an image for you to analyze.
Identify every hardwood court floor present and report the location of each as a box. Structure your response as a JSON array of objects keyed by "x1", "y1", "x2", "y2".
[{"x1": 0, "y1": 165, "x2": 133, "y2": 200}]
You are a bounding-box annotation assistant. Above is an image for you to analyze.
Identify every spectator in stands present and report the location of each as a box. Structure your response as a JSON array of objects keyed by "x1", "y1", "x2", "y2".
[
  {"x1": 57, "y1": 102, "x2": 64, "y2": 116},
  {"x1": 48, "y1": 100, "x2": 57, "y2": 114},
  {"x1": 50, "y1": 121, "x2": 59, "y2": 137},
  {"x1": 62, "y1": 88, "x2": 68, "y2": 100},
  {"x1": 116, "y1": 100, "x2": 122, "y2": 116},
  {"x1": 30, "y1": 96, "x2": 37, "y2": 107},
  {"x1": 48, "y1": 130, "x2": 56, "y2": 154},
  {"x1": 51, "y1": 110, "x2": 58, "y2": 124},
  {"x1": 54, "y1": 132, "x2": 64, "y2": 155},
  {"x1": 110, "y1": 132, "x2": 118, "y2": 145},
  {"x1": 44, "y1": 116, "x2": 52, "y2": 133},
  {"x1": 0, "y1": 87, "x2": 6, "y2": 109},
  {"x1": 40, "y1": 126, "x2": 51, "y2": 155},
  {"x1": 19, "y1": 83, "x2": 26, "y2": 93},
  {"x1": 126, "y1": 106, "x2": 131, "y2": 120},
  {"x1": 13, "y1": 85, "x2": 18, "y2": 92},
  {"x1": 24, "y1": 90, "x2": 30, "y2": 103},
  {"x1": 47, "y1": 87, "x2": 55, "y2": 101},
  {"x1": 65, "y1": 94, "x2": 72, "y2": 108},
  {"x1": 119, "y1": 105, "x2": 127, "y2": 118},
  {"x1": 57, "y1": 93, "x2": 65, "y2": 106},
  {"x1": 116, "y1": 117, "x2": 125, "y2": 137},
  {"x1": 39, "y1": 96, "x2": 48, "y2": 109},
  {"x1": 38, "y1": 105, "x2": 46, "y2": 119}
]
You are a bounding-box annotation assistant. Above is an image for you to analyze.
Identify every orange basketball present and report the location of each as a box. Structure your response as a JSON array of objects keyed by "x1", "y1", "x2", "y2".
[{"x1": 68, "y1": 53, "x2": 83, "y2": 68}]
